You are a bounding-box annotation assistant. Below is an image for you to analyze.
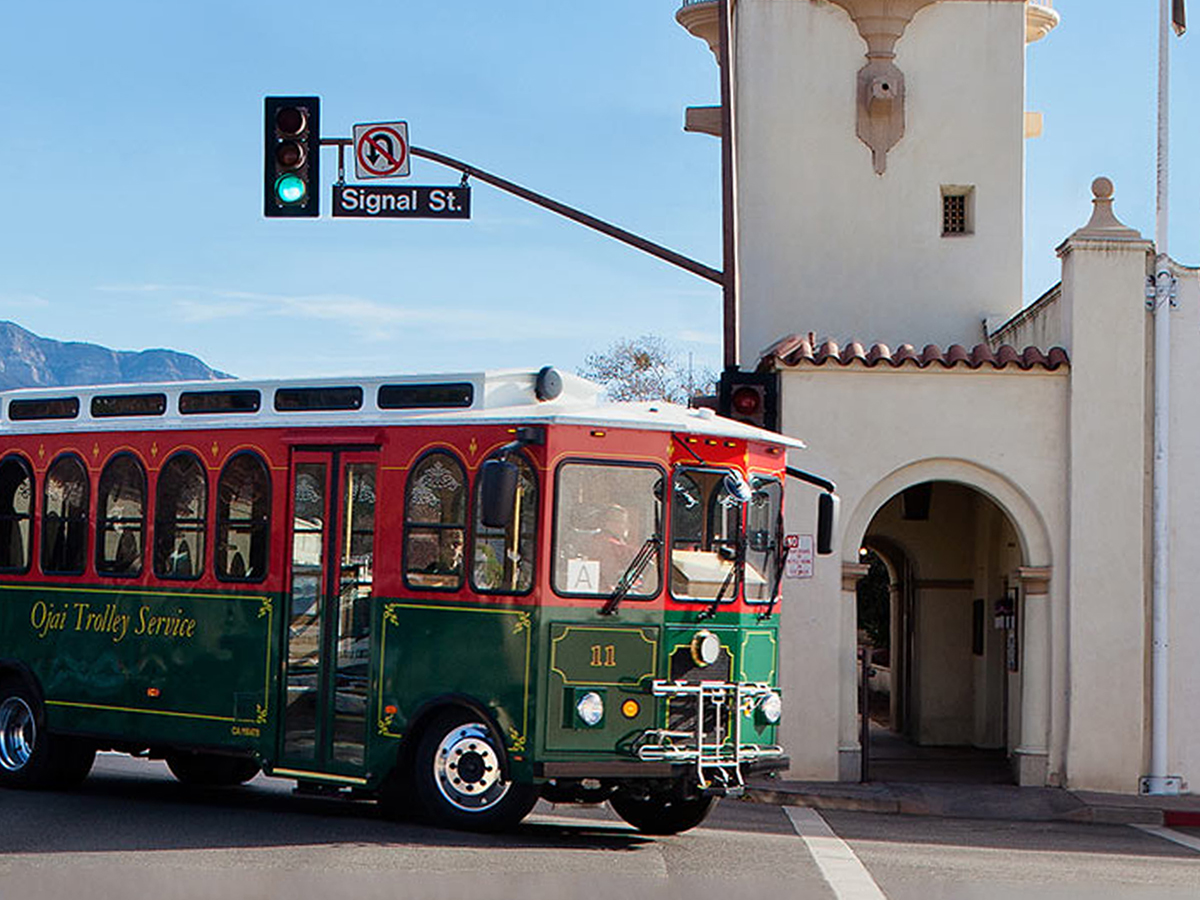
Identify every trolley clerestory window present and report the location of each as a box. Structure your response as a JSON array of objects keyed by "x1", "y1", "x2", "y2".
[
  {"x1": 91, "y1": 393, "x2": 167, "y2": 418},
  {"x1": 179, "y1": 389, "x2": 262, "y2": 415},
  {"x1": 378, "y1": 383, "x2": 474, "y2": 410},
  {"x1": 9, "y1": 397, "x2": 79, "y2": 421}
]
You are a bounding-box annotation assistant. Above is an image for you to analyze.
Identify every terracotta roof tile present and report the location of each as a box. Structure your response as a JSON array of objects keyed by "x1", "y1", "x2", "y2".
[{"x1": 762, "y1": 336, "x2": 1070, "y2": 372}]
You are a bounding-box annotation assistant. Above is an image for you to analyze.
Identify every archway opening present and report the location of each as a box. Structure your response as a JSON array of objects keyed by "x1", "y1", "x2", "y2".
[{"x1": 857, "y1": 481, "x2": 1025, "y2": 784}]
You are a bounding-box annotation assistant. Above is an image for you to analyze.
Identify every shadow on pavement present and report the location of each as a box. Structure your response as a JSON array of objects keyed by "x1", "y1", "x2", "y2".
[{"x1": 0, "y1": 760, "x2": 654, "y2": 855}]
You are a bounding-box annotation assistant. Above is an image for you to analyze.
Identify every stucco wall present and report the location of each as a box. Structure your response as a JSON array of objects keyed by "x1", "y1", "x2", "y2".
[
  {"x1": 736, "y1": 0, "x2": 1026, "y2": 359},
  {"x1": 1057, "y1": 233, "x2": 1152, "y2": 792},
  {"x1": 776, "y1": 364, "x2": 1068, "y2": 780}
]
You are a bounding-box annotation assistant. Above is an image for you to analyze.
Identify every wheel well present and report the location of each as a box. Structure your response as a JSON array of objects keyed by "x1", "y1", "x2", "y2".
[
  {"x1": 0, "y1": 661, "x2": 42, "y2": 703},
  {"x1": 395, "y1": 696, "x2": 513, "y2": 781}
]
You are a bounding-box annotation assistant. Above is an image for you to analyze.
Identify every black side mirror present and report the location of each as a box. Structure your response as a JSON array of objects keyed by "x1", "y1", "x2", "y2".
[
  {"x1": 480, "y1": 459, "x2": 519, "y2": 529},
  {"x1": 817, "y1": 492, "x2": 839, "y2": 556}
]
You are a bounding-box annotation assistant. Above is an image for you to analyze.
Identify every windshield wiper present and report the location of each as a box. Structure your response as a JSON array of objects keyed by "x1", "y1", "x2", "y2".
[
  {"x1": 600, "y1": 537, "x2": 660, "y2": 616},
  {"x1": 757, "y1": 540, "x2": 791, "y2": 621},
  {"x1": 698, "y1": 541, "x2": 742, "y2": 621}
]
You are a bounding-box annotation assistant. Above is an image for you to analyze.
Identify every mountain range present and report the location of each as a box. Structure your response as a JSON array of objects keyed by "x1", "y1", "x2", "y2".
[{"x1": 0, "y1": 321, "x2": 228, "y2": 391}]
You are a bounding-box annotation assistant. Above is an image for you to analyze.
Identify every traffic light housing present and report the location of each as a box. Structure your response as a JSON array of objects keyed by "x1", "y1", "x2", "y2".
[
  {"x1": 718, "y1": 370, "x2": 780, "y2": 432},
  {"x1": 264, "y1": 96, "x2": 320, "y2": 217}
]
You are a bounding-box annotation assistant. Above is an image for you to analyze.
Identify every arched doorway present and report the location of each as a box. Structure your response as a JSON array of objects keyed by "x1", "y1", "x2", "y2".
[{"x1": 845, "y1": 463, "x2": 1053, "y2": 786}]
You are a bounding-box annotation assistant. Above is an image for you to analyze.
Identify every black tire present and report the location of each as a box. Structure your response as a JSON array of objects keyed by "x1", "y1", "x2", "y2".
[
  {"x1": 412, "y1": 709, "x2": 538, "y2": 832},
  {"x1": 165, "y1": 751, "x2": 259, "y2": 786},
  {"x1": 0, "y1": 680, "x2": 95, "y2": 790},
  {"x1": 610, "y1": 790, "x2": 716, "y2": 835}
]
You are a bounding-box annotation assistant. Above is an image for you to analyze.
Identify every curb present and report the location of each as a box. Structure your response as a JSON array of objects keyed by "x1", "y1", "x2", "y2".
[{"x1": 743, "y1": 784, "x2": 1186, "y2": 828}]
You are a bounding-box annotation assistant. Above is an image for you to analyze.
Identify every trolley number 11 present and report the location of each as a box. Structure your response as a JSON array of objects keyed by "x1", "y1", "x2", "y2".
[{"x1": 590, "y1": 645, "x2": 617, "y2": 668}]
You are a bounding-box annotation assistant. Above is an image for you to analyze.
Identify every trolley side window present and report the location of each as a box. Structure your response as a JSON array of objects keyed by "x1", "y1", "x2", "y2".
[
  {"x1": 670, "y1": 468, "x2": 743, "y2": 602},
  {"x1": 471, "y1": 451, "x2": 537, "y2": 595},
  {"x1": 0, "y1": 456, "x2": 33, "y2": 573},
  {"x1": 552, "y1": 462, "x2": 663, "y2": 599},
  {"x1": 42, "y1": 454, "x2": 89, "y2": 576},
  {"x1": 96, "y1": 454, "x2": 147, "y2": 577},
  {"x1": 216, "y1": 453, "x2": 270, "y2": 582},
  {"x1": 404, "y1": 451, "x2": 467, "y2": 591},
  {"x1": 154, "y1": 452, "x2": 207, "y2": 580}
]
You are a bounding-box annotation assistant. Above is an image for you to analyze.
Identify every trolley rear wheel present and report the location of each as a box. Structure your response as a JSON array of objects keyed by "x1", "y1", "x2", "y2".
[
  {"x1": 165, "y1": 751, "x2": 259, "y2": 786},
  {"x1": 0, "y1": 680, "x2": 95, "y2": 790}
]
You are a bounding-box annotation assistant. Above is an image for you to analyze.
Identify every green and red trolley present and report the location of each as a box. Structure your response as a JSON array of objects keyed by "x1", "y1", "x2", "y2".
[{"x1": 0, "y1": 367, "x2": 832, "y2": 833}]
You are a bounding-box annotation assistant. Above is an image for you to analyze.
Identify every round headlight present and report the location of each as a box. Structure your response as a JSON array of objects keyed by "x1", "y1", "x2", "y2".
[
  {"x1": 691, "y1": 630, "x2": 722, "y2": 667},
  {"x1": 761, "y1": 691, "x2": 782, "y2": 724},
  {"x1": 576, "y1": 691, "x2": 605, "y2": 727}
]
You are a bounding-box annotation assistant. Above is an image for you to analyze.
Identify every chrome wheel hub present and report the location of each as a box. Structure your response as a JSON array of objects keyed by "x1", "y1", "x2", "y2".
[
  {"x1": 433, "y1": 722, "x2": 508, "y2": 812},
  {"x1": 0, "y1": 696, "x2": 36, "y2": 772}
]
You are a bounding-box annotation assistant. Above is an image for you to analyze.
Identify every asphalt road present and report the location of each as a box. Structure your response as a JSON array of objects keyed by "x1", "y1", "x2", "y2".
[{"x1": 1, "y1": 754, "x2": 1197, "y2": 899}]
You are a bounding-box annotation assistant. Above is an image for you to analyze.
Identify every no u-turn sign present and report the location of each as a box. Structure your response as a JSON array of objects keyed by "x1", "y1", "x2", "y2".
[{"x1": 353, "y1": 122, "x2": 410, "y2": 179}]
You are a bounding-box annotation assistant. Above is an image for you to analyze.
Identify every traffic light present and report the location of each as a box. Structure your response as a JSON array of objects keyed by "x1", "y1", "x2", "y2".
[
  {"x1": 718, "y1": 370, "x2": 780, "y2": 432},
  {"x1": 264, "y1": 96, "x2": 320, "y2": 217}
]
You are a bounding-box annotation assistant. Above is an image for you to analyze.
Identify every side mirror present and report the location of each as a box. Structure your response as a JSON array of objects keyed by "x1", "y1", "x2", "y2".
[
  {"x1": 817, "y1": 492, "x2": 839, "y2": 556},
  {"x1": 480, "y1": 459, "x2": 518, "y2": 529},
  {"x1": 723, "y1": 471, "x2": 753, "y2": 504}
]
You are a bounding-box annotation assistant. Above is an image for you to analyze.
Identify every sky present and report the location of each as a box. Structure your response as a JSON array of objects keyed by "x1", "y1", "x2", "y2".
[{"x1": 0, "y1": 1, "x2": 1196, "y2": 381}]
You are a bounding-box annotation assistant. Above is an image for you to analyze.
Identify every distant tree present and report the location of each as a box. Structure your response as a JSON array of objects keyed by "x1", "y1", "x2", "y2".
[{"x1": 578, "y1": 335, "x2": 716, "y2": 404}]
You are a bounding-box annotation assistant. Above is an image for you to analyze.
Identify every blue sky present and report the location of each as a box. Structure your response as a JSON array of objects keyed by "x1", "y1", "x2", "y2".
[{"x1": 0, "y1": 1, "x2": 1195, "y2": 379}]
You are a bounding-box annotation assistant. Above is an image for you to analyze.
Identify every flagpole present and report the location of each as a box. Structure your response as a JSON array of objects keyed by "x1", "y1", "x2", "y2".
[{"x1": 1146, "y1": 0, "x2": 1178, "y2": 796}]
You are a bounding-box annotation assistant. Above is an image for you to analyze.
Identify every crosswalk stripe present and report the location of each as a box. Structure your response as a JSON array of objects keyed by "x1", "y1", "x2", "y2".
[
  {"x1": 786, "y1": 807, "x2": 888, "y2": 900},
  {"x1": 1132, "y1": 824, "x2": 1200, "y2": 854}
]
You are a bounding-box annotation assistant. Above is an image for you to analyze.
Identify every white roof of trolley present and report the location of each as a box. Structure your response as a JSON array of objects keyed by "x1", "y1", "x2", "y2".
[{"x1": 0, "y1": 367, "x2": 806, "y2": 449}]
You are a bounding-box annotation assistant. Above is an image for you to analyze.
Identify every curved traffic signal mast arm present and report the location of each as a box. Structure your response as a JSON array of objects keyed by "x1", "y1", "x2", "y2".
[
  {"x1": 408, "y1": 145, "x2": 723, "y2": 285},
  {"x1": 317, "y1": 137, "x2": 721, "y2": 283}
]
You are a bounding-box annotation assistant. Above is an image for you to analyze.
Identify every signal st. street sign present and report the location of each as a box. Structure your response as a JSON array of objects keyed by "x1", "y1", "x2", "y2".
[
  {"x1": 353, "y1": 122, "x2": 410, "y2": 179},
  {"x1": 332, "y1": 185, "x2": 470, "y2": 219}
]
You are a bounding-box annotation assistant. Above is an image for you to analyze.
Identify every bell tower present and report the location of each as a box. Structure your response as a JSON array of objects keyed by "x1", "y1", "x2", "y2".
[{"x1": 677, "y1": 0, "x2": 1059, "y2": 358}]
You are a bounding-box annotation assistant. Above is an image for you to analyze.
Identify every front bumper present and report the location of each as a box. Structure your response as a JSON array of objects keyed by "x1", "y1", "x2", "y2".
[{"x1": 633, "y1": 680, "x2": 784, "y2": 795}]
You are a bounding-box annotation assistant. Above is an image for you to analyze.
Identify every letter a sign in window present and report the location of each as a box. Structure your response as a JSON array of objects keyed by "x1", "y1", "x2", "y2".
[{"x1": 566, "y1": 559, "x2": 600, "y2": 593}]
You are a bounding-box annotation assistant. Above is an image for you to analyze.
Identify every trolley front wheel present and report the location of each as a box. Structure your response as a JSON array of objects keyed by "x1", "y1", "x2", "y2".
[
  {"x1": 610, "y1": 789, "x2": 716, "y2": 835},
  {"x1": 412, "y1": 709, "x2": 537, "y2": 832}
]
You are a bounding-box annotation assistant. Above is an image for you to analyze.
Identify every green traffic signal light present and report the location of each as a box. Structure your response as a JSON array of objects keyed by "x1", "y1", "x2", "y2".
[
  {"x1": 275, "y1": 174, "x2": 307, "y2": 205},
  {"x1": 265, "y1": 96, "x2": 319, "y2": 217}
]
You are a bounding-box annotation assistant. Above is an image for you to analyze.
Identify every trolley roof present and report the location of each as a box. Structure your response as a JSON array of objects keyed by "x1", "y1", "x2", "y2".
[{"x1": 0, "y1": 368, "x2": 806, "y2": 449}]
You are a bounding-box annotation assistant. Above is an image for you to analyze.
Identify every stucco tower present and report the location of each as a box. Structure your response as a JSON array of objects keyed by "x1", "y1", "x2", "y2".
[{"x1": 677, "y1": 0, "x2": 1059, "y2": 360}]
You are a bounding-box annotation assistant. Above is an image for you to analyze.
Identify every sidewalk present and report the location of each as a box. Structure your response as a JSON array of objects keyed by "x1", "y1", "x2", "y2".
[{"x1": 744, "y1": 778, "x2": 1200, "y2": 827}]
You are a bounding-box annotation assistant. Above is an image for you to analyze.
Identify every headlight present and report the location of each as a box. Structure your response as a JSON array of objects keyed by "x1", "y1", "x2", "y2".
[
  {"x1": 760, "y1": 691, "x2": 782, "y2": 724},
  {"x1": 691, "y1": 630, "x2": 722, "y2": 667},
  {"x1": 576, "y1": 691, "x2": 605, "y2": 727}
]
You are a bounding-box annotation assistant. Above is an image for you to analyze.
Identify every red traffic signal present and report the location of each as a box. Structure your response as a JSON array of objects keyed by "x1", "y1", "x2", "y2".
[{"x1": 718, "y1": 371, "x2": 779, "y2": 432}]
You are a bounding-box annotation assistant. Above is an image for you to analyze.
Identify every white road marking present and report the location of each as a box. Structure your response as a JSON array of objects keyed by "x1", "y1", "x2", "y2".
[
  {"x1": 786, "y1": 807, "x2": 888, "y2": 900},
  {"x1": 1132, "y1": 824, "x2": 1200, "y2": 854}
]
